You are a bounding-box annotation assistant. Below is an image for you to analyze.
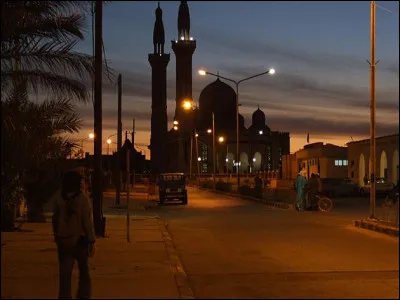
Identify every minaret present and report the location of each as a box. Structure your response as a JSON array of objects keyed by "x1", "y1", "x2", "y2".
[
  {"x1": 172, "y1": 1, "x2": 196, "y2": 128},
  {"x1": 148, "y1": 2, "x2": 170, "y2": 174}
]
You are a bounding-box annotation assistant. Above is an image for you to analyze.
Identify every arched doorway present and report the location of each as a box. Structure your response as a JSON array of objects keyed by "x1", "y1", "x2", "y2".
[
  {"x1": 359, "y1": 153, "x2": 365, "y2": 186},
  {"x1": 380, "y1": 151, "x2": 388, "y2": 180},
  {"x1": 393, "y1": 149, "x2": 399, "y2": 183},
  {"x1": 252, "y1": 152, "x2": 262, "y2": 172},
  {"x1": 240, "y1": 152, "x2": 249, "y2": 173}
]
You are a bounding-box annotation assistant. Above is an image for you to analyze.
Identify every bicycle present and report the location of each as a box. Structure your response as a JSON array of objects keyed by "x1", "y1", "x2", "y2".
[{"x1": 315, "y1": 194, "x2": 333, "y2": 212}]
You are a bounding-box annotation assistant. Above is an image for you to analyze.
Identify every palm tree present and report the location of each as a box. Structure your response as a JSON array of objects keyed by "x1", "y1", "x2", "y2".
[
  {"x1": 1, "y1": 1, "x2": 113, "y2": 228},
  {"x1": 1, "y1": 1, "x2": 97, "y2": 102}
]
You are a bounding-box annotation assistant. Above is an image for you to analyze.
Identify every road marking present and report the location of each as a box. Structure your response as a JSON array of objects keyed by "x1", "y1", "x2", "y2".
[{"x1": 158, "y1": 220, "x2": 195, "y2": 299}]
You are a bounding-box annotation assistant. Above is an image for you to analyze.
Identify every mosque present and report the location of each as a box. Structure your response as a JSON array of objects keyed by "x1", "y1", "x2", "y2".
[{"x1": 148, "y1": 1, "x2": 290, "y2": 176}]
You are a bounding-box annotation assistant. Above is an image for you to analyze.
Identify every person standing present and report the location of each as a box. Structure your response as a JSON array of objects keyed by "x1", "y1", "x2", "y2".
[
  {"x1": 295, "y1": 171, "x2": 308, "y2": 211},
  {"x1": 52, "y1": 171, "x2": 96, "y2": 299},
  {"x1": 307, "y1": 173, "x2": 319, "y2": 210}
]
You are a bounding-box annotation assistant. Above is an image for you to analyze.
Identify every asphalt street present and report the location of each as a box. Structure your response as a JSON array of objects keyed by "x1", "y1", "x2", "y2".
[{"x1": 157, "y1": 187, "x2": 399, "y2": 299}]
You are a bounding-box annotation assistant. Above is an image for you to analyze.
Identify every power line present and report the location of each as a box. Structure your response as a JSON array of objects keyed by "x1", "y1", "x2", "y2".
[{"x1": 376, "y1": 3, "x2": 397, "y2": 14}]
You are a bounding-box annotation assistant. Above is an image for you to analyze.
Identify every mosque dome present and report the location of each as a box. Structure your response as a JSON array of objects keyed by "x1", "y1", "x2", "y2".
[
  {"x1": 252, "y1": 106, "x2": 265, "y2": 127},
  {"x1": 199, "y1": 78, "x2": 236, "y2": 112},
  {"x1": 198, "y1": 78, "x2": 237, "y2": 130}
]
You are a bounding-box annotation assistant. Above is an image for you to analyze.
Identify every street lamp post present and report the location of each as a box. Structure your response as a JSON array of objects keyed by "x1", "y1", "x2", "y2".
[
  {"x1": 369, "y1": 1, "x2": 376, "y2": 220},
  {"x1": 106, "y1": 133, "x2": 118, "y2": 155},
  {"x1": 212, "y1": 112, "x2": 216, "y2": 189},
  {"x1": 80, "y1": 133, "x2": 95, "y2": 159},
  {"x1": 198, "y1": 68, "x2": 275, "y2": 192}
]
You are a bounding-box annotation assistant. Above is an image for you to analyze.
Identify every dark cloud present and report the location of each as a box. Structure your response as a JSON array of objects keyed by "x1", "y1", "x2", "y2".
[
  {"x1": 215, "y1": 65, "x2": 399, "y2": 111},
  {"x1": 195, "y1": 25, "x2": 398, "y2": 75},
  {"x1": 99, "y1": 67, "x2": 204, "y2": 102},
  {"x1": 101, "y1": 61, "x2": 397, "y2": 114},
  {"x1": 79, "y1": 106, "x2": 398, "y2": 138},
  {"x1": 243, "y1": 113, "x2": 399, "y2": 137}
]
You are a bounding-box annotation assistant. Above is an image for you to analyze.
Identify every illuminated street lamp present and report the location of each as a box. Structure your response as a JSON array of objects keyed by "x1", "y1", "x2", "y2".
[
  {"x1": 198, "y1": 67, "x2": 275, "y2": 190},
  {"x1": 173, "y1": 125, "x2": 178, "y2": 131},
  {"x1": 182, "y1": 99, "x2": 193, "y2": 110},
  {"x1": 106, "y1": 138, "x2": 112, "y2": 155},
  {"x1": 106, "y1": 133, "x2": 118, "y2": 155},
  {"x1": 258, "y1": 130, "x2": 263, "y2": 135},
  {"x1": 79, "y1": 132, "x2": 95, "y2": 158},
  {"x1": 218, "y1": 136, "x2": 225, "y2": 143},
  {"x1": 207, "y1": 129, "x2": 212, "y2": 134}
]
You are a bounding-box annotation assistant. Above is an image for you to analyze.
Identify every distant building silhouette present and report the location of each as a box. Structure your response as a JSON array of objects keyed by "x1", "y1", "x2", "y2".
[
  {"x1": 148, "y1": 2, "x2": 170, "y2": 174},
  {"x1": 148, "y1": 1, "x2": 290, "y2": 175},
  {"x1": 194, "y1": 79, "x2": 290, "y2": 175}
]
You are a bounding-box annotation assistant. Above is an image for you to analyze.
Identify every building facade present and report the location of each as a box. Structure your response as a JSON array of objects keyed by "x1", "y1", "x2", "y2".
[
  {"x1": 347, "y1": 134, "x2": 399, "y2": 186},
  {"x1": 282, "y1": 142, "x2": 348, "y2": 180},
  {"x1": 192, "y1": 79, "x2": 290, "y2": 175},
  {"x1": 149, "y1": 1, "x2": 290, "y2": 175}
]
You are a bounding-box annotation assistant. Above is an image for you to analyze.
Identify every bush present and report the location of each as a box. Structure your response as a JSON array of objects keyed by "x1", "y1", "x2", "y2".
[
  {"x1": 200, "y1": 180, "x2": 214, "y2": 189},
  {"x1": 239, "y1": 185, "x2": 262, "y2": 199},
  {"x1": 215, "y1": 181, "x2": 232, "y2": 192},
  {"x1": 239, "y1": 185, "x2": 251, "y2": 196}
]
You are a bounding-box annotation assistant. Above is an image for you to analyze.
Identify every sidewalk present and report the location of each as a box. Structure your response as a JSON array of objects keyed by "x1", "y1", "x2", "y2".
[{"x1": 1, "y1": 215, "x2": 181, "y2": 299}]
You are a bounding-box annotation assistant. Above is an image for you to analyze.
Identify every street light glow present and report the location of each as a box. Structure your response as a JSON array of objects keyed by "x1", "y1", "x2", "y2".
[
  {"x1": 173, "y1": 120, "x2": 179, "y2": 125},
  {"x1": 218, "y1": 136, "x2": 225, "y2": 143},
  {"x1": 259, "y1": 130, "x2": 263, "y2": 135},
  {"x1": 198, "y1": 69, "x2": 206, "y2": 76},
  {"x1": 173, "y1": 126, "x2": 178, "y2": 131},
  {"x1": 195, "y1": 133, "x2": 199, "y2": 137},
  {"x1": 107, "y1": 139, "x2": 112, "y2": 144},
  {"x1": 253, "y1": 157, "x2": 256, "y2": 162},
  {"x1": 182, "y1": 99, "x2": 193, "y2": 110},
  {"x1": 207, "y1": 129, "x2": 212, "y2": 134},
  {"x1": 269, "y1": 68, "x2": 276, "y2": 75},
  {"x1": 197, "y1": 157, "x2": 202, "y2": 161},
  {"x1": 89, "y1": 133, "x2": 95, "y2": 139}
]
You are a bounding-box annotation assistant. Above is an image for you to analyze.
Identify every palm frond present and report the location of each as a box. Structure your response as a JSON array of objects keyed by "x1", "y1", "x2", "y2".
[{"x1": 2, "y1": 70, "x2": 90, "y2": 102}]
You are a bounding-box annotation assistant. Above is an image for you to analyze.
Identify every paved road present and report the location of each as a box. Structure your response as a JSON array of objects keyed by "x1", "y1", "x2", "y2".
[{"x1": 157, "y1": 187, "x2": 399, "y2": 299}]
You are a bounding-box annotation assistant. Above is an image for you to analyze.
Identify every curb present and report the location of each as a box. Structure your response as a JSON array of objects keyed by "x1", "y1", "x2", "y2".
[
  {"x1": 354, "y1": 219, "x2": 399, "y2": 237},
  {"x1": 158, "y1": 220, "x2": 194, "y2": 299},
  {"x1": 190, "y1": 185, "x2": 294, "y2": 210}
]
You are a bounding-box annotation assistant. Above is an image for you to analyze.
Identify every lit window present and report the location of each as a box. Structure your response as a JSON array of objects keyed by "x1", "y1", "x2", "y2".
[
  {"x1": 335, "y1": 160, "x2": 340, "y2": 166},
  {"x1": 343, "y1": 160, "x2": 348, "y2": 166}
]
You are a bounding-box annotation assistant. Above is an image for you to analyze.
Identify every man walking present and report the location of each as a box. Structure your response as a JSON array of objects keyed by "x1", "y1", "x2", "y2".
[{"x1": 52, "y1": 171, "x2": 96, "y2": 299}]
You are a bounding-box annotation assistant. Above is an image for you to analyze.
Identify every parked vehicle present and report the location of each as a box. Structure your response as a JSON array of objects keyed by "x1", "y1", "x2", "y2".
[
  {"x1": 320, "y1": 178, "x2": 360, "y2": 197},
  {"x1": 359, "y1": 178, "x2": 395, "y2": 197},
  {"x1": 158, "y1": 173, "x2": 188, "y2": 205}
]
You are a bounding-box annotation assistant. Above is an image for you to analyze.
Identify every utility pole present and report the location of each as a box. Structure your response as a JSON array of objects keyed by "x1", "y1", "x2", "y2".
[
  {"x1": 212, "y1": 112, "x2": 216, "y2": 189},
  {"x1": 189, "y1": 133, "x2": 193, "y2": 180},
  {"x1": 116, "y1": 73, "x2": 122, "y2": 205},
  {"x1": 126, "y1": 142, "x2": 130, "y2": 243},
  {"x1": 369, "y1": 1, "x2": 377, "y2": 219},
  {"x1": 93, "y1": 0, "x2": 105, "y2": 237},
  {"x1": 195, "y1": 130, "x2": 200, "y2": 185},
  {"x1": 131, "y1": 119, "x2": 135, "y2": 186},
  {"x1": 131, "y1": 119, "x2": 135, "y2": 145}
]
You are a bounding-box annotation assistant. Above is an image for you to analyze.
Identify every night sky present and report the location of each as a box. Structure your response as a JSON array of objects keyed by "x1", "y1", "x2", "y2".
[{"x1": 75, "y1": 1, "x2": 399, "y2": 158}]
